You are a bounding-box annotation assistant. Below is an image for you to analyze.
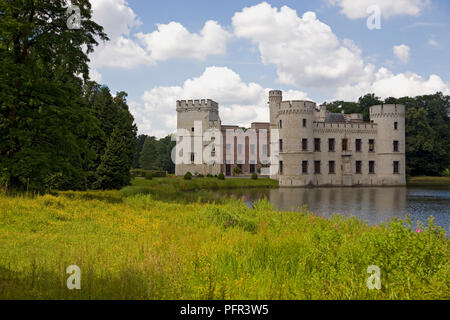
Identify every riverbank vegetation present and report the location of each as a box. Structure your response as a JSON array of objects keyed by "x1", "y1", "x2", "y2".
[
  {"x1": 0, "y1": 191, "x2": 448, "y2": 300},
  {"x1": 408, "y1": 176, "x2": 450, "y2": 186},
  {"x1": 120, "y1": 177, "x2": 278, "y2": 202}
]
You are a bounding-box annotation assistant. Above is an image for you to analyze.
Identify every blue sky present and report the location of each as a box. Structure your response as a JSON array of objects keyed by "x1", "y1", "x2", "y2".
[{"x1": 89, "y1": 0, "x2": 450, "y2": 137}]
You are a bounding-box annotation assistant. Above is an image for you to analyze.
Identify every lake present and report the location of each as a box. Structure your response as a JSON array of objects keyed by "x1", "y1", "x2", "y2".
[{"x1": 216, "y1": 186, "x2": 450, "y2": 231}]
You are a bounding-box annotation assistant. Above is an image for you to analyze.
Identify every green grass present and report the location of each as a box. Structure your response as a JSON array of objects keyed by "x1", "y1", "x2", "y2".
[
  {"x1": 408, "y1": 176, "x2": 450, "y2": 186},
  {"x1": 120, "y1": 177, "x2": 278, "y2": 202},
  {"x1": 0, "y1": 191, "x2": 448, "y2": 300}
]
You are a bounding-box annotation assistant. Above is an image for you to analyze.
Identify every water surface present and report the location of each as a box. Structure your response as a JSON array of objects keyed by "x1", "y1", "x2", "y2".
[{"x1": 216, "y1": 186, "x2": 450, "y2": 231}]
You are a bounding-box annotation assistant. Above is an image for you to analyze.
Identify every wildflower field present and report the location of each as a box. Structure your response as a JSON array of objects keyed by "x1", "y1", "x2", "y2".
[{"x1": 0, "y1": 184, "x2": 448, "y2": 299}]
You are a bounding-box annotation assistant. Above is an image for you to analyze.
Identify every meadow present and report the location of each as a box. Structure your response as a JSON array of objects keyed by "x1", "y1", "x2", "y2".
[{"x1": 0, "y1": 180, "x2": 448, "y2": 300}]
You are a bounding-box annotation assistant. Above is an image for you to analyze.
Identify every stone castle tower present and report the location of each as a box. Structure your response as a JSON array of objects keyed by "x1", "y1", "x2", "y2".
[{"x1": 175, "y1": 99, "x2": 222, "y2": 176}]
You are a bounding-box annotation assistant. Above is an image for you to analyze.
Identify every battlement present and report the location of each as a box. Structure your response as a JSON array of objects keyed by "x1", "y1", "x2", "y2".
[
  {"x1": 370, "y1": 104, "x2": 405, "y2": 117},
  {"x1": 313, "y1": 121, "x2": 377, "y2": 131},
  {"x1": 176, "y1": 99, "x2": 218, "y2": 109},
  {"x1": 269, "y1": 90, "x2": 283, "y2": 97},
  {"x1": 279, "y1": 100, "x2": 316, "y2": 111}
]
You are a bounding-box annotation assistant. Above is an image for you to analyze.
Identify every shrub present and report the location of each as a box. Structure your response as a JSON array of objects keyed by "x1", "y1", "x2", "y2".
[
  {"x1": 251, "y1": 173, "x2": 258, "y2": 180},
  {"x1": 442, "y1": 168, "x2": 450, "y2": 177},
  {"x1": 130, "y1": 169, "x2": 167, "y2": 178},
  {"x1": 198, "y1": 174, "x2": 204, "y2": 178},
  {"x1": 206, "y1": 174, "x2": 213, "y2": 178},
  {"x1": 233, "y1": 166, "x2": 242, "y2": 176},
  {"x1": 218, "y1": 173, "x2": 225, "y2": 180},
  {"x1": 184, "y1": 172, "x2": 192, "y2": 180},
  {"x1": 145, "y1": 173, "x2": 153, "y2": 180},
  {"x1": 149, "y1": 170, "x2": 167, "y2": 178}
]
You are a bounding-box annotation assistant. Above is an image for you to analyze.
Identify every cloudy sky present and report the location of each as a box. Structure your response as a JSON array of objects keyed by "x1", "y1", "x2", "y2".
[{"x1": 88, "y1": 0, "x2": 450, "y2": 137}]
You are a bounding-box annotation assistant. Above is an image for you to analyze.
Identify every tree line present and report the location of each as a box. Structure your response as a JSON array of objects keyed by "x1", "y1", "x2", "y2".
[
  {"x1": 322, "y1": 93, "x2": 450, "y2": 176},
  {"x1": 0, "y1": 0, "x2": 136, "y2": 191},
  {"x1": 133, "y1": 135, "x2": 176, "y2": 174}
]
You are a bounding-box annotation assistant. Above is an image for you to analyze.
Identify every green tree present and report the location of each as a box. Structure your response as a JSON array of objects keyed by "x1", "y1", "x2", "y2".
[
  {"x1": 358, "y1": 93, "x2": 382, "y2": 122},
  {"x1": 133, "y1": 135, "x2": 147, "y2": 168},
  {"x1": 0, "y1": 0, "x2": 107, "y2": 191},
  {"x1": 139, "y1": 136, "x2": 160, "y2": 170}
]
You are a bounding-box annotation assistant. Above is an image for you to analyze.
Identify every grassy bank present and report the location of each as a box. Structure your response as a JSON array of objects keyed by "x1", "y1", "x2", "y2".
[
  {"x1": 0, "y1": 191, "x2": 448, "y2": 300},
  {"x1": 120, "y1": 177, "x2": 278, "y2": 202},
  {"x1": 408, "y1": 176, "x2": 450, "y2": 186}
]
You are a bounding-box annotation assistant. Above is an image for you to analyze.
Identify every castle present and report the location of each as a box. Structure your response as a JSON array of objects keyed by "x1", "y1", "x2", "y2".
[{"x1": 175, "y1": 90, "x2": 406, "y2": 186}]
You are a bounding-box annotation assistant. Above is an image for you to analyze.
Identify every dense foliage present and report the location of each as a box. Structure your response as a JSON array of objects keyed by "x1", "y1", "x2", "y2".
[
  {"x1": 134, "y1": 134, "x2": 176, "y2": 173},
  {"x1": 0, "y1": 0, "x2": 136, "y2": 191},
  {"x1": 322, "y1": 93, "x2": 450, "y2": 176}
]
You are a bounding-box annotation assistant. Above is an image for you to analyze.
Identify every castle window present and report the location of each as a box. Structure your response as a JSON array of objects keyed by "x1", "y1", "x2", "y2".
[
  {"x1": 355, "y1": 161, "x2": 362, "y2": 174},
  {"x1": 355, "y1": 139, "x2": 362, "y2": 152},
  {"x1": 279, "y1": 120, "x2": 282, "y2": 129},
  {"x1": 393, "y1": 140, "x2": 399, "y2": 152},
  {"x1": 302, "y1": 139, "x2": 308, "y2": 151},
  {"x1": 314, "y1": 161, "x2": 321, "y2": 174},
  {"x1": 369, "y1": 161, "x2": 375, "y2": 174},
  {"x1": 314, "y1": 138, "x2": 321, "y2": 152},
  {"x1": 279, "y1": 139, "x2": 283, "y2": 152},
  {"x1": 191, "y1": 127, "x2": 195, "y2": 133},
  {"x1": 191, "y1": 153, "x2": 195, "y2": 163},
  {"x1": 342, "y1": 139, "x2": 348, "y2": 151},
  {"x1": 329, "y1": 161, "x2": 336, "y2": 174},
  {"x1": 302, "y1": 161, "x2": 308, "y2": 174},
  {"x1": 369, "y1": 139, "x2": 375, "y2": 152},
  {"x1": 394, "y1": 122, "x2": 398, "y2": 130},
  {"x1": 279, "y1": 161, "x2": 284, "y2": 175},
  {"x1": 237, "y1": 144, "x2": 243, "y2": 155},
  {"x1": 250, "y1": 144, "x2": 256, "y2": 155},
  {"x1": 393, "y1": 161, "x2": 400, "y2": 174},
  {"x1": 250, "y1": 164, "x2": 256, "y2": 173},
  {"x1": 262, "y1": 144, "x2": 268, "y2": 156},
  {"x1": 328, "y1": 139, "x2": 335, "y2": 152},
  {"x1": 303, "y1": 119, "x2": 307, "y2": 127}
]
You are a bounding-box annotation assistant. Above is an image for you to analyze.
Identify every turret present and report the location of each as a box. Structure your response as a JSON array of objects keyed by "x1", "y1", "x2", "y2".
[
  {"x1": 269, "y1": 90, "x2": 282, "y2": 127},
  {"x1": 370, "y1": 104, "x2": 406, "y2": 185}
]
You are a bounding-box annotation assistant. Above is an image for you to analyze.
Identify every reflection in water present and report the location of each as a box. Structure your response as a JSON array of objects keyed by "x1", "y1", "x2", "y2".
[{"x1": 218, "y1": 186, "x2": 450, "y2": 230}]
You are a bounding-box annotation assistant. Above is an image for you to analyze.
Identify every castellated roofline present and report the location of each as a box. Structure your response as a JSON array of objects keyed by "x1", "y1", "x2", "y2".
[
  {"x1": 176, "y1": 99, "x2": 219, "y2": 108},
  {"x1": 369, "y1": 104, "x2": 405, "y2": 116},
  {"x1": 279, "y1": 100, "x2": 317, "y2": 109}
]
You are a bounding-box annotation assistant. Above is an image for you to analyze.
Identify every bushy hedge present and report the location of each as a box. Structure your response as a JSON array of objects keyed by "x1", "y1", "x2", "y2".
[
  {"x1": 131, "y1": 169, "x2": 167, "y2": 178},
  {"x1": 184, "y1": 172, "x2": 193, "y2": 180}
]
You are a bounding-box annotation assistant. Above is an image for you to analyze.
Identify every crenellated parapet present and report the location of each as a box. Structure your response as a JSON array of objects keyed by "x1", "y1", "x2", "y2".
[
  {"x1": 370, "y1": 104, "x2": 405, "y2": 119},
  {"x1": 312, "y1": 121, "x2": 378, "y2": 134},
  {"x1": 176, "y1": 99, "x2": 219, "y2": 111},
  {"x1": 276, "y1": 100, "x2": 316, "y2": 117}
]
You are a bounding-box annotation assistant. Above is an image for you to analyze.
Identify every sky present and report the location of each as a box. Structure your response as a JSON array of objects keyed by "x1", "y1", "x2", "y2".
[{"x1": 88, "y1": 0, "x2": 450, "y2": 138}]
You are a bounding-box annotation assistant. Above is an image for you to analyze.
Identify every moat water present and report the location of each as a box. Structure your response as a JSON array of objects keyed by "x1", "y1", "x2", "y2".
[{"x1": 215, "y1": 186, "x2": 450, "y2": 231}]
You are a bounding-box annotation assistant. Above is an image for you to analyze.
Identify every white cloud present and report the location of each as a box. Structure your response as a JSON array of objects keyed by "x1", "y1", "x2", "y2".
[
  {"x1": 89, "y1": 0, "x2": 151, "y2": 70},
  {"x1": 136, "y1": 66, "x2": 308, "y2": 137},
  {"x1": 335, "y1": 67, "x2": 450, "y2": 101},
  {"x1": 232, "y1": 2, "x2": 368, "y2": 88},
  {"x1": 89, "y1": 68, "x2": 103, "y2": 82},
  {"x1": 136, "y1": 21, "x2": 231, "y2": 62},
  {"x1": 89, "y1": 0, "x2": 230, "y2": 70},
  {"x1": 329, "y1": 0, "x2": 429, "y2": 19},
  {"x1": 393, "y1": 44, "x2": 410, "y2": 63},
  {"x1": 428, "y1": 39, "x2": 439, "y2": 47}
]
